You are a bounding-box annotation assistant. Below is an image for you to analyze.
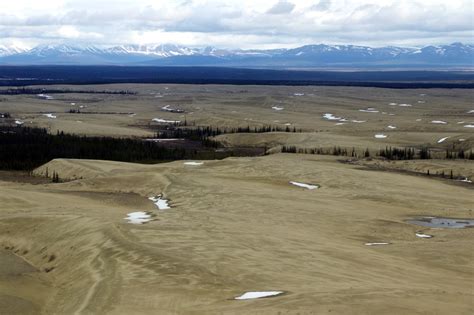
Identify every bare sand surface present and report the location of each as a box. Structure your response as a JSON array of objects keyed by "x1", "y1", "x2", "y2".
[
  {"x1": 0, "y1": 154, "x2": 473, "y2": 314},
  {"x1": 1, "y1": 84, "x2": 473, "y2": 314}
]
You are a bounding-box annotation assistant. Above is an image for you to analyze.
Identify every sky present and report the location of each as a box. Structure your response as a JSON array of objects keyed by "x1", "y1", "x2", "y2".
[{"x1": 0, "y1": 0, "x2": 473, "y2": 49}]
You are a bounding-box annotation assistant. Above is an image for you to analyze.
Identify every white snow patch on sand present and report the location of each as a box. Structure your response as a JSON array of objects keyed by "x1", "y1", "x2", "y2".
[
  {"x1": 235, "y1": 291, "x2": 284, "y2": 300},
  {"x1": 43, "y1": 113, "x2": 57, "y2": 119},
  {"x1": 416, "y1": 233, "x2": 433, "y2": 238},
  {"x1": 388, "y1": 102, "x2": 398, "y2": 106},
  {"x1": 437, "y1": 137, "x2": 449, "y2": 143},
  {"x1": 323, "y1": 113, "x2": 343, "y2": 121},
  {"x1": 431, "y1": 120, "x2": 447, "y2": 124},
  {"x1": 144, "y1": 138, "x2": 184, "y2": 142},
  {"x1": 272, "y1": 106, "x2": 284, "y2": 111},
  {"x1": 124, "y1": 211, "x2": 152, "y2": 224},
  {"x1": 458, "y1": 177, "x2": 472, "y2": 183},
  {"x1": 359, "y1": 108, "x2": 379, "y2": 113},
  {"x1": 184, "y1": 161, "x2": 203, "y2": 166},
  {"x1": 293, "y1": 93, "x2": 304, "y2": 96},
  {"x1": 416, "y1": 119, "x2": 422, "y2": 122},
  {"x1": 387, "y1": 125, "x2": 397, "y2": 129},
  {"x1": 464, "y1": 124, "x2": 474, "y2": 128},
  {"x1": 467, "y1": 110, "x2": 474, "y2": 113},
  {"x1": 290, "y1": 181, "x2": 319, "y2": 190},
  {"x1": 335, "y1": 122, "x2": 346, "y2": 125},
  {"x1": 351, "y1": 120, "x2": 366, "y2": 123},
  {"x1": 365, "y1": 242, "x2": 390, "y2": 246},
  {"x1": 152, "y1": 118, "x2": 181, "y2": 123},
  {"x1": 15, "y1": 120, "x2": 24, "y2": 125},
  {"x1": 375, "y1": 134, "x2": 387, "y2": 139},
  {"x1": 417, "y1": 100, "x2": 425, "y2": 103},
  {"x1": 149, "y1": 195, "x2": 171, "y2": 210},
  {"x1": 459, "y1": 139, "x2": 466, "y2": 142},
  {"x1": 70, "y1": 102, "x2": 76, "y2": 105},
  {"x1": 37, "y1": 93, "x2": 53, "y2": 100},
  {"x1": 398, "y1": 103, "x2": 412, "y2": 107}
]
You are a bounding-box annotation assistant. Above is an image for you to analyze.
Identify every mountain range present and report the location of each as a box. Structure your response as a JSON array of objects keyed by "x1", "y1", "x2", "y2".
[{"x1": 0, "y1": 43, "x2": 472, "y2": 68}]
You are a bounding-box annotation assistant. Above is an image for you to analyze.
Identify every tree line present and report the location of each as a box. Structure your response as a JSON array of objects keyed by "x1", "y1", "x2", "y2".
[
  {"x1": 154, "y1": 124, "x2": 302, "y2": 140},
  {"x1": 281, "y1": 145, "x2": 474, "y2": 160},
  {"x1": 0, "y1": 87, "x2": 137, "y2": 95},
  {"x1": 0, "y1": 126, "x2": 238, "y2": 171}
]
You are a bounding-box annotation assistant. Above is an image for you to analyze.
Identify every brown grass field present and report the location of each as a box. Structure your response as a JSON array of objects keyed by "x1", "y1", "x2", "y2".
[{"x1": 0, "y1": 84, "x2": 473, "y2": 314}]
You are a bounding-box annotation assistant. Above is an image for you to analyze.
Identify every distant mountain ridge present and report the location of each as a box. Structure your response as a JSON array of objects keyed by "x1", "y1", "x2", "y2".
[{"x1": 0, "y1": 43, "x2": 472, "y2": 68}]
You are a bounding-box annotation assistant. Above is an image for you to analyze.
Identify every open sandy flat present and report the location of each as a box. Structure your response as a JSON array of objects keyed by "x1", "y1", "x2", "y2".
[
  {"x1": 1, "y1": 154, "x2": 473, "y2": 314},
  {"x1": 3, "y1": 85, "x2": 473, "y2": 149}
]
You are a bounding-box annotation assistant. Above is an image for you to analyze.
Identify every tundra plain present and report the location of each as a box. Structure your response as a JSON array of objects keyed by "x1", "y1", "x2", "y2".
[{"x1": 0, "y1": 84, "x2": 473, "y2": 314}]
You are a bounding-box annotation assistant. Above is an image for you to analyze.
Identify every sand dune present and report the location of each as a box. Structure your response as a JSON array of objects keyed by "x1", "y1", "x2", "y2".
[{"x1": 0, "y1": 154, "x2": 473, "y2": 314}]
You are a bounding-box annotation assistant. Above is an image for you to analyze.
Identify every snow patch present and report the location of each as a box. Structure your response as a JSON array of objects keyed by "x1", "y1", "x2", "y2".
[
  {"x1": 184, "y1": 161, "x2": 203, "y2": 166},
  {"x1": 359, "y1": 108, "x2": 379, "y2": 113},
  {"x1": 15, "y1": 120, "x2": 24, "y2": 125},
  {"x1": 437, "y1": 137, "x2": 449, "y2": 143},
  {"x1": 144, "y1": 138, "x2": 184, "y2": 142},
  {"x1": 272, "y1": 106, "x2": 284, "y2": 111},
  {"x1": 43, "y1": 113, "x2": 57, "y2": 119},
  {"x1": 375, "y1": 134, "x2": 387, "y2": 139},
  {"x1": 152, "y1": 118, "x2": 181, "y2": 124},
  {"x1": 235, "y1": 291, "x2": 284, "y2": 300},
  {"x1": 290, "y1": 181, "x2": 319, "y2": 190},
  {"x1": 416, "y1": 233, "x2": 433, "y2": 238},
  {"x1": 37, "y1": 93, "x2": 53, "y2": 100},
  {"x1": 365, "y1": 242, "x2": 390, "y2": 246},
  {"x1": 124, "y1": 211, "x2": 153, "y2": 224},
  {"x1": 431, "y1": 120, "x2": 447, "y2": 124},
  {"x1": 464, "y1": 124, "x2": 474, "y2": 128},
  {"x1": 387, "y1": 125, "x2": 397, "y2": 129},
  {"x1": 149, "y1": 195, "x2": 171, "y2": 210},
  {"x1": 323, "y1": 113, "x2": 343, "y2": 121}
]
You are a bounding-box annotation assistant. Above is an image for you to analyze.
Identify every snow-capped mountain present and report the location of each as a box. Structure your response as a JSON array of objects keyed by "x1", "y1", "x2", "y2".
[
  {"x1": 0, "y1": 42, "x2": 472, "y2": 68},
  {"x1": 0, "y1": 45, "x2": 29, "y2": 57},
  {"x1": 105, "y1": 44, "x2": 202, "y2": 57}
]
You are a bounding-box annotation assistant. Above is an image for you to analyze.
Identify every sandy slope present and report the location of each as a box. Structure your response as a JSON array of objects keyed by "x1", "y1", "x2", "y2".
[{"x1": 0, "y1": 154, "x2": 473, "y2": 314}]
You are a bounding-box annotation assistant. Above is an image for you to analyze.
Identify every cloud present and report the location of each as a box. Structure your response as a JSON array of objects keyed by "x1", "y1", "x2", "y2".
[
  {"x1": 267, "y1": 1, "x2": 295, "y2": 15},
  {"x1": 0, "y1": 0, "x2": 472, "y2": 49},
  {"x1": 311, "y1": 0, "x2": 331, "y2": 11}
]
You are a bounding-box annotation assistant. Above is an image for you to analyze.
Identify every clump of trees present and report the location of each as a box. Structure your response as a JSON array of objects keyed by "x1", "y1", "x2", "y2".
[
  {"x1": 282, "y1": 145, "x2": 359, "y2": 157},
  {"x1": 446, "y1": 148, "x2": 473, "y2": 159},
  {"x1": 0, "y1": 126, "x2": 240, "y2": 171}
]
